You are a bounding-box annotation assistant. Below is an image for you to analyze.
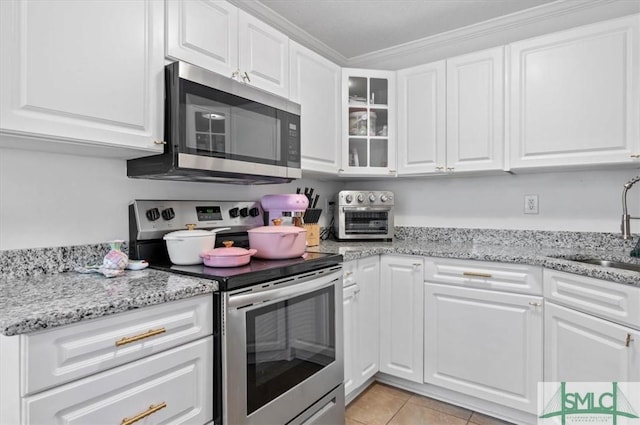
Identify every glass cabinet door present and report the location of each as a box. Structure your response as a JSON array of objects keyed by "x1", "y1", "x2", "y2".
[{"x1": 343, "y1": 69, "x2": 395, "y2": 175}]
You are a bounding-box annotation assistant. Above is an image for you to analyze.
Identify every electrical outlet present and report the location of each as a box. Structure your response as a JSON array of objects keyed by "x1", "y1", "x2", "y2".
[
  {"x1": 326, "y1": 200, "x2": 335, "y2": 215},
  {"x1": 524, "y1": 194, "x2": 539, "y2": 214}
]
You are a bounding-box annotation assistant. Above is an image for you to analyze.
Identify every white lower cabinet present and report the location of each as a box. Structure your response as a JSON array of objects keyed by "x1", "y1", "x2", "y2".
[
  {"x1": 24, "y1": 337, "x2": 213, "y2": 425},
  {"x1": 424, "y1": 283, "x2": 543, "y2": 413},
  {"x1": 379, "y1": 255, "x2": 424, "y2": 383},
  {"x1": 545, "y1": 302, "x2": 639, "y2": 382},
  {"x1": 0, "y1": 295, "x2": 214, "y2": 425},
  {"x1": 543, "y1": 269, "x2": 640, "y2": 382},
  {"x1": 343, "y1": 257, "x2": 380, "y2": 398}
]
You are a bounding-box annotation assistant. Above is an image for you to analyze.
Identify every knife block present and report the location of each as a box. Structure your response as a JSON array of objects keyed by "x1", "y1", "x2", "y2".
[{"x1": 303, "y1": 224, "x2": 320, "y2": 246}]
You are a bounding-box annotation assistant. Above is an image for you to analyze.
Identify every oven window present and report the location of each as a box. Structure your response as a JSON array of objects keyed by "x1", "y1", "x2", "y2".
[
  {"x1": 344, "y1": 210, "x2": 389, "y2": 234},
  {"x1": 245, "y1": 285, "x2": 335, "y2": 415}
]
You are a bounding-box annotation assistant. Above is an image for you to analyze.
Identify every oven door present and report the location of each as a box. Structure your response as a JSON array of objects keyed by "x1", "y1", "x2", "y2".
[
  {"x1": 340, "y1": 206, "x2": 393, "y2": 239},
  {"x1": 223, "y1": 268, "x2": 344, "y2": 425}
]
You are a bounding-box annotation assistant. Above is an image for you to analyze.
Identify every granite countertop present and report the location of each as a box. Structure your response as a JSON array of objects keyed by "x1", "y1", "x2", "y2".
[
  {"x1": 308, "y1": 239, "x2": 640, "y2": 286},
  {"x1": 0, "y1": 269, "x2": 217, "y2": 336},
  {"x1": 1, "y1": 230, "x2": 638, "y2": 337}
]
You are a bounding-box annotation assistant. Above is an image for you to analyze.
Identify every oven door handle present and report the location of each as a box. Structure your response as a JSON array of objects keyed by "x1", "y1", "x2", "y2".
[
  {"x1": 227, "y1": 269, "x2": 342, "y2": 310},
  {"x1": 342, "y1": 206, "x2": 392, "y2": 212}
]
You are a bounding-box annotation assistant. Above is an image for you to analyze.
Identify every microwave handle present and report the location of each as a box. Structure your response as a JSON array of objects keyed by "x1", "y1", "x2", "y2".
[{"x1": 227, "y1": 269, "x2": 342, "y2": 310}]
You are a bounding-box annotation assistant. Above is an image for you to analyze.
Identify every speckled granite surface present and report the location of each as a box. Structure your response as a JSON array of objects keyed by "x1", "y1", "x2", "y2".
[
  {"x1": 0, "y1": 269, "x2": 217, "y2": 336},
  {"x1": 1, "y1": 228, "x2": 638, "y2": 336},
  {"x1": 308, "y1": 239, "x2": 640, "y2": 286}
]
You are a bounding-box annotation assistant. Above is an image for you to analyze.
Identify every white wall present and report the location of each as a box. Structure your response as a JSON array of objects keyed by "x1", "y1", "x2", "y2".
[
  {"x1": 0, "y1": 148, "x2": 341, "y2": 250},
  {"x1": 2, "y1": 147, "x2": 638, "y2": 250},
  {"x1": 345, "y1": 169, "x2": 640, "y2": 234}
]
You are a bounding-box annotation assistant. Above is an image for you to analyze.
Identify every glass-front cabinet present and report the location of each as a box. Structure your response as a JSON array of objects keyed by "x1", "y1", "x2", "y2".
[{"x1": 341, "y1": 69, "x2": 396, "y2": 176}]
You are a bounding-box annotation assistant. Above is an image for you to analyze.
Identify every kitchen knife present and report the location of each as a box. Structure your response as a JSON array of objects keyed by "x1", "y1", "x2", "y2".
[{"x1": 312, "y1": 194, "x2": 319, "y2": 208}]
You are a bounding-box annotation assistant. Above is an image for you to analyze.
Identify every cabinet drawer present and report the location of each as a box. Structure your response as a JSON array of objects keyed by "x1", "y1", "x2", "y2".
[
  {"x1": 24, "y1": 336, "x2": 213, "y2": 425},
  {"x1": 544, "y1": 269, "x2": 640, "y2": 329},
  {"x1": 23, "y1": 295, "x2": 213, "y2": 395},
  {"x1": 424, "y1": 258, "x2": 542, "y2": 295}
]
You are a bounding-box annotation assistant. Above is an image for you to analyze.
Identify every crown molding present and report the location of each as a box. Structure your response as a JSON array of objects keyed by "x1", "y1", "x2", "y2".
[
  {"x1": 347, "y1": 0, "x2": 639, "y2": 69},
  {"x1": 231, "y1": 0, "x2": 640, "y2": 70},
  {"x1": 227, "y1": 0, "x2": 349, "y2": 66}
]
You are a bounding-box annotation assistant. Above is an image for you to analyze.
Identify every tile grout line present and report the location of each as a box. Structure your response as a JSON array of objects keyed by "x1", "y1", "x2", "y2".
[{"x1": 384, "y1": 396, "x2": 411, "y2": 425}]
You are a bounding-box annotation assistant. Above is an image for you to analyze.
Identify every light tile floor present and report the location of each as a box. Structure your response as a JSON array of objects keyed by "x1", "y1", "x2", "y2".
[{"x1": 346, "y1": 383, "x2": 515, "y2": 425}]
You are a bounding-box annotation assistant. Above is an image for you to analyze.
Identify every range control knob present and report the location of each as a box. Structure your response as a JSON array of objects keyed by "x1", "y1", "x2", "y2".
[
  {"x1": 161, "y1": 208, "x2": 175, "y2": 220},
  {"x1": 369, "y1": 193, "x2": 376, "y2": 202},
  {"x1": 239, "y1": 207, "x2": 249, "y2": 217},
  {"x1": 145, "y1": 208, "x2": 160, "y2": 221},
  {"x1": 229, "y1": 207, "x2": 240, "y2": 218},
  {"x1": 345, "y1": 194, "x2": 353, "y2": 203},
  {"x1": 380, "y1": 194, "x2": 389, "y2": 203},
  {"x1": 249, "y1": 207, "x2": 260, "y2": 217},
  {"x1": 357, "y1": 193, "x2": 365, "y2": 203}
]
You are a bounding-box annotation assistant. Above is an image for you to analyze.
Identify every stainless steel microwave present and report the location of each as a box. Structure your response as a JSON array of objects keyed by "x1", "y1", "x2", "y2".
[{"x1": 127, "y1": 61, "x2": 301, "y2": 184}]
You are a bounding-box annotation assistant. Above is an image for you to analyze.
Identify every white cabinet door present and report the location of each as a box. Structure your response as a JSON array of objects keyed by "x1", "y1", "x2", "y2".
[
  {"x1": 397, "y1": 61, "x2": 446, "y2": 175},
  {"x1": 509, "y1": 15, "x2": 640, "y2": 168},
  {"x1": 545, "y1": 302, "x2": 640, "y2": 382},
  {"x1": 424, "y1": 283, "x2": 543, "y2": 413},
  {"x1": 238, "y1": 10, "x2": 289, "y2": 98},
  {"x1": 447, "y1": 47, "x2": 504, "y2": 172},
  {"x1": 379, "y1": 256, "x2": 424, "y2": 383},
  {"x1": 166, "y1": 0, "x2": 238, "y2": 78},
  {"x1": 290, "y1": 41, "x2": 341, "y2": 174},
  {"x1": 357, "y1": 256, "x2": 380, "y2": 383},
  {"x1": 343, "y1": 283, "x2": 358, "y2": 396},
  {"x1": 0, "y1": 0, "x2": 164, "y2": 155},
  {"x1": 341, "y1": 69, "x2": 397, "y2": 177}
]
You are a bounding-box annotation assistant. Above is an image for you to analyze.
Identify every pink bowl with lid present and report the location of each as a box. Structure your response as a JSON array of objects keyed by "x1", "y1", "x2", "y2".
[{"x1": 200, "y1": 241, "x2": 257, "y2": 268}]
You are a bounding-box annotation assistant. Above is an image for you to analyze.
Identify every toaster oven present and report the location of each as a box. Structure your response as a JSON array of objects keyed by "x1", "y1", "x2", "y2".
[{"x1": 335, "y1": 191, "x2": 394, "y2": 240}]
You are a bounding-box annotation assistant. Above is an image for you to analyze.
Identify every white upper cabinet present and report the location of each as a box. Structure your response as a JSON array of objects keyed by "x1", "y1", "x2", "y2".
[
  {"x1": 0, "y1": 0, "x2": 164, "y2": 156},
  {"x1": 446, "y1": 47, "x2": 504, "y2": 172},
  {"x1": 238, "y1": 11, "x2": 289, "y2": 98},
  {"x1": 290, "y1": 42, "x2": 341, "y2": 174},
  {"x1": 341, "y1": 69, "x2": 397, "y2": 177},
  {"x1": 397, "y1": 61, "x2": 446, "y2": 175},
  {"x1": 166, "y1": 2, "x2": 289, "y2": 98},
  {"x1": 397, "y1": 47, "x2": 504, "y2": 175},
  {"x1": 166, "y1": 0, "x2": 238, "y2": 78},
  {"x1": 509, "y1": 14, "x2": 640, "y2": 169}
]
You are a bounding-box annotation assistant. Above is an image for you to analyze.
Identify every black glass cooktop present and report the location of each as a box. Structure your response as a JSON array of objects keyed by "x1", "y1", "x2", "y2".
[{"x1": 151, "y1": 252, "x2": 343, "y2": 291}]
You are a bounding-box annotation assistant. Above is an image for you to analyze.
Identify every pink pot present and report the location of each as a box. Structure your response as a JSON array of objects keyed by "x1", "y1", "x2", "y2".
[
  {"x1": 200, "y1": 241, "x2": 257, "y2": 268},
  {"x1": 248, "y1": 222, "x2": 307, "y2": 259}
]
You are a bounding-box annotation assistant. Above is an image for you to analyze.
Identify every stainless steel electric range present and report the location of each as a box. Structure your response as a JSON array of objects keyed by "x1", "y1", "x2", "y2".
[{"x1": 129, "y1": 200, "x2": 345, "y2": 425}]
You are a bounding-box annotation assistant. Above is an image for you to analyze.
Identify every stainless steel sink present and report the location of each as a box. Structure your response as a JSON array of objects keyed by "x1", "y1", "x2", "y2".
[{"x1": 571, "y1": 259, "x2": 640, "y2": 273}]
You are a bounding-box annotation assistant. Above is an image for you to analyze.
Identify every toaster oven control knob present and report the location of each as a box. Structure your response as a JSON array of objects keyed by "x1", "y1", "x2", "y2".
[
  {"x1": 145, "y1": 208, "x2": 160, "y2": 222},
  {"x1": 239, "y1": 207, "x2": 249, "y2": 217},
  {"x1": 369, "y1": 193, "x2": 376, "y2": 202},
  {"x1": 161, "y1": 208, "x2": 175, "y2": 221},
  {"x1": 229, "y1": 207, "x2": 240, "y2": 218},
  {"x1": 380, "y1": 194, "x2": 389, "y2": 203},
  {"x1": 249, "y1": 207, "x2": 260, "y2": 217},
  {"x1": 357, "y1": 193, "x2": 364, "y2": 203},
  {"x1": 345, "y1": 194, "x2": 353, "y2": 203}
]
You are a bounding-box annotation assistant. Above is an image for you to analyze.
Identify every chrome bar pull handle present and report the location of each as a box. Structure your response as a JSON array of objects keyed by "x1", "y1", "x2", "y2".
[{"x1": 529, "y1": 301, "x2": 542, "y2": 307}]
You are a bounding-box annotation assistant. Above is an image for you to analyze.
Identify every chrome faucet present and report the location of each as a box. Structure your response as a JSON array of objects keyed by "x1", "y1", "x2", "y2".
[{"x1": 621, "y1": 175, "x2": 640, "y2": 239}]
